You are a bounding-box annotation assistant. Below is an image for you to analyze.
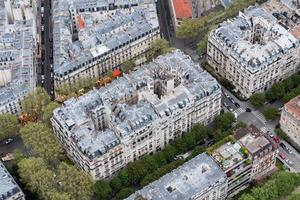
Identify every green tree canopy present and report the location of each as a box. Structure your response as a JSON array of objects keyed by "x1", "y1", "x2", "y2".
[
  {"x1": 262, "y1": 106, "x2": 278, "y2": 121},
  {"x1": 95, "y1": 180, "x2": 112, "y2": 200},
  {"x1": 127, "y1": 160, "x2": 148, "y2": 184},
  {"x1": 143, "y1": 155, "x2": 158, "y2": 172},
  {"x1": 249, "y1": 93, "x2": 266, "y2": 107},
  {"x1": 21, "y1": 87, "x2": 51, "y2": 121},
  {"x1": 148, "y1": 39, "x2": 174, "y2": 60},
  {"x1": 0, "y1": 113, "x2": 20, "y2": 141},
  {"x1": 20, "y1": 122, "x2": 63, "y2": 162},
  {"x1": 214, "y1": 112, "x2": 235, "y2": 132},
  {"x1": 57, "y1": 162, "x2": 94, "y2": 200},
  {"x1": 43, "y1": 102, "x2": 60, "y2": 126},
  {"x1": 115, "y1": 188, "x2": 135, "y2": 200},
  {"x1": 123, "y1": 60, "x2": 135, "y2": 74}
]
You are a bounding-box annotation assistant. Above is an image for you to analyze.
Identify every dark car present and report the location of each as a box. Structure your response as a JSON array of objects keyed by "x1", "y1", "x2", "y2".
[
  {"x1": 280, "y1": 142, "x2": 287, "y2": 149},
  {"x1": 234, "y1": 102, "x2": 240, "y2": 108},
  {"x1": 246, "y1": 108, "x2": 252, "y2": 112}
]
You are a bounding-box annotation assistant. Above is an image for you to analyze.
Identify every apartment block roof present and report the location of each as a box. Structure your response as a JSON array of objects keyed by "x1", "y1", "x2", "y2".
[
  {"x1": 0, "y1": 0, "x2": 36, "y2": 111},
  {"x1": 52, "y1": 0, "x2": 159, "y2": 76},
  {"x1": 0, "y1": 161, "x2": 24, "y2": 200},
  {"x1": 126, "y1": 153, "x2": 227, "y2": 200},
  {"x1": 210, "y1": 5, "x2": 299, "y2": 73},
  {"x1": 284, "y1": 94, "x2": 300, "y2": 121},
  {"x1": 53, "y1": 49, "x2": 220, "y2": 159}
]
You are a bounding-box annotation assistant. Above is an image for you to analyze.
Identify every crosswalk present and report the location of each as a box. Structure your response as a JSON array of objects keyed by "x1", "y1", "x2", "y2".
[
  {"x1": 260, "y1": 126, "x2": 269, "y2": 133},
  {"x1": 234, "y1": 108, "x2": 246, "y2": 116},
  {"x1": 253, "y1": 111, "x2": 267, "y2": 124}
]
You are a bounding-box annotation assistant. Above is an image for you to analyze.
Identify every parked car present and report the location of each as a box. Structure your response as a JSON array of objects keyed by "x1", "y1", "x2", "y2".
[
  {"x1": 273, "y1": 136, "x2": 280, "y2": 143},
  {"x1": 279, "y1": 152, "x2": 285, "y2": 160},
  {"x1": 228, "y1": 97, "x2": 235, "y2": 104},
  {"x1": 4, "y1": 138, "x2": 13, "y2": 145},
  {"x1": 285, "y1": 158, "x2": 293, "y2": 165},
  {"x1": 246, "y1": 108, "x2": 252, "y2": 112},
  {"x1": 224, "y1": 93, "x2": 230, "y2": 98},
  {"x1": 234, "y1": 102, "x2": 240, "y2": 108},
  {"x1": 227, "y1": 106, "x2": 233, "y2": 112}
]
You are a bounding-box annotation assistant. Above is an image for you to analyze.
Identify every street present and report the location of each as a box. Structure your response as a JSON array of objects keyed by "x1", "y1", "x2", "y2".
[{"x1": 0, "y1": 136, "x2": 31, "y2": 159}]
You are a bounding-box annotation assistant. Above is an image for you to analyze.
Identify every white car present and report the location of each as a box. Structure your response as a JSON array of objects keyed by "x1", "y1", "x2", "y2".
[
  {"x1": 4, "y1": 138, "x2": 13, "y2": 145},
  {"x1": 224, "y1": 93, "x2": 230, "y2": 98},
  {"x1": 285, "y1": 159, "x2": 293, "y2": 165}
]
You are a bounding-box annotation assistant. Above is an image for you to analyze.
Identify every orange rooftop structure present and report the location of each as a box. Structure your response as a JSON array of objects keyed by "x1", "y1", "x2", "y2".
[{"x1": 169, "y1": 0, "x2": 192, "y2": 32}]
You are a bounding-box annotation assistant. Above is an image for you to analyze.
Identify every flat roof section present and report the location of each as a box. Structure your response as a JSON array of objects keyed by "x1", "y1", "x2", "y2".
[{"x1": 173, "y1": 0, "x2": 192, "y2": 19}]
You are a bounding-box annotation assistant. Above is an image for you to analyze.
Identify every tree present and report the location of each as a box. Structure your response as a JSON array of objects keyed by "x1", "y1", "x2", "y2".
[
  {"x1": 127, "y1": 160, "x2": 148, "y2": 184},
  {"x1": 266, "y1": 82, "x2": 286, "y2": 102},
  {"x1": 214, "y1": 112, "x2": 235, "y2": 132},
  {"x1": 148, "y1": 39, "x2": 174, "y2": 60},
  {"x1": 274, "y1": 172, "x2": 295, "y2": 197},
  {"x1": 21, "y1": 87, "x2": 51, "y2": 121},
  {"x1": 110, "y1": 176, "x2": 122, "y2": 192},
  {"x1": 0, "y1": 113, "x2": 20, "y2": 141},
  {"x1": 191, "y1": 146, "x2": 205, "y2": 158},
  {"x1": 56, "y1": 162, "x2": 94, "y2": 200},
  {"x1": 123, "y1": 60, "x2": 135, "y2": 74},
  {"x1": 262, "y1": 106, "x2": 278, "y2": 121},
  {"x1": 20, "y1": 122, "x2": 63, "y2": 162},
  {"x1": 18, "y1": 157, "x2": 48, "y2": 185},
  {"x1": 118, "y1": 169, "x2": 130, "y2": 186},
  {"x1": 43, "y1": 102, "x2": 60, "y2": 126},
  {"x1": 95, "y1": 180, "x2": 112, "y2": 200},
  {"x1": 12, "y1": 149, "x2": 24, "y2": 163},
  {"x1": 288, "y1": 192, "x2": 300, "y2": 200},
  {"x1": 238, "y1": 194, "x2": 256, "y2": 200},
  {"x1": 115, "y1": 188, "x2": 135, "y2": 200},
  {"x1": 143, "y1": 155, "x2": 158, "y2": 172},
  {"x1": 249, "y1": 93, "x2": 265, "y2": 107},
  {"x1": 162, "y1": 145, "x2": 177, "y2": 162},
  {"x1": 176, "y1": 18, "x2": 205, "y2": 39},
  {"x1": 153, "y1": 152, "x2": 167, "y2": 168}
]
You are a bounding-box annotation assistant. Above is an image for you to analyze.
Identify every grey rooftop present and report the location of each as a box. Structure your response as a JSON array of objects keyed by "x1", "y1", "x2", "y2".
[
  {"x1": 52, "y1": 0, "x2": 159, "y2": 76},
  {"x1": 126, "y1": 153, "x2": 227, "y2": 200},
  {"x1": 210, "y1": 5, "x2": 299, "y2": 73},
  {"x1": 0, "y1": 0, "x2": 36, "y2": 110},
  {"x1": 0, "y1": 161, "x2": 23, "y2": 200},
  {"x1": 53, "y1": 49, "x2": 220, "y2": 159}
]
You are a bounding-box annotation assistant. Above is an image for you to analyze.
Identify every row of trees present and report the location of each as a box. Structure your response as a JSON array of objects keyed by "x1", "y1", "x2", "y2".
[
  {"x1": 250, "y1": 72, "x2": 300, "y2": 107},
  {"x1": 238, "y1": 171, "x2": 300, "y2": 200},
  {"x1": 0, "y1": 87, "x2": 95, "y2": 200},
  {"x1": 95, "y1": 113, "x2": 238, "y2": 199}
]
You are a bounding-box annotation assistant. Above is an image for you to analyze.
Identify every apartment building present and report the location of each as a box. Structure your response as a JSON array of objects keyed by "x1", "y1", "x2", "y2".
[
  {"x1": 0, "y1": 0, "x2": 38, "y2": 114},
  {"x1": 280, "y1": 95, "x2": 300, "y2": 146},
  {"x1": 126, "y1": 153, "x2": 228, "y2": 200},
  {"x1": 211, "y1": 125, "x2": 277, "y2": 197},
  {"x1": 207, "y1": 3, "x2": 300, "y2": 98},
  {"x1": 52, "y1": 0, "x2": 160, "y2": 87},
  {"x1": 0, "y1": 161, "x2": 25, "y2": 200},
  {"x1": 51, "y1": 49, "x2": 221, "y2": 180}
]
